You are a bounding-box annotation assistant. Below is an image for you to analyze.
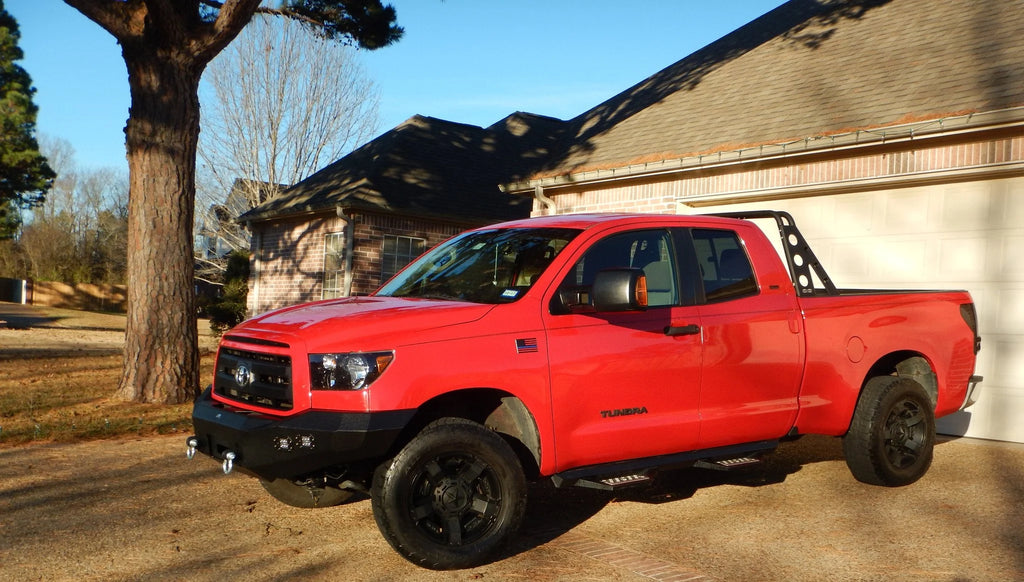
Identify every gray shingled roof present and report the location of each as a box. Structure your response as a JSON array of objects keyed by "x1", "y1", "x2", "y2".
[
  {"x1": 241, "y1": 113, "x2": 564, "y2": 223},
  {"x1": 245, "y1": 0, "x2": 1023, "y2": 218},
  {"x1": 528, "y1": 0, "x2": 1024, "y2": 180}
]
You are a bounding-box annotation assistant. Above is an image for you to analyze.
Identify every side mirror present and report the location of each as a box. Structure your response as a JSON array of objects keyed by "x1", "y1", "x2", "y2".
[{"x1": 592, "y1": 268, "x2": 648, "y2": 312}]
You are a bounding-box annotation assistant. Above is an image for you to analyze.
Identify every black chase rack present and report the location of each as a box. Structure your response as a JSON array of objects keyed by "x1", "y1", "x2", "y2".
[{"x1": 707, "y1": 210, "x2": 839, "y2": 297}]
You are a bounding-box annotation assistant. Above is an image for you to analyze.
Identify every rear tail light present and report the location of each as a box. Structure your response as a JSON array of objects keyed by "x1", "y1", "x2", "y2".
[{"x1": 960, "y1": 303, "x2": 981, "y2": 354}]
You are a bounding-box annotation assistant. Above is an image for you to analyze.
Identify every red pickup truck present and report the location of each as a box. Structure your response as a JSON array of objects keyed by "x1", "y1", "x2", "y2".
[{"x1": 188, "y1": 211, "x2": 982, "y2": 569}]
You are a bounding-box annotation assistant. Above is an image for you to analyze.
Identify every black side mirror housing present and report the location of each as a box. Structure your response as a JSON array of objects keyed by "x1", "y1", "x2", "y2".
[{"x1": 592, "y1": 268, "x2": 648, "y2": 312}]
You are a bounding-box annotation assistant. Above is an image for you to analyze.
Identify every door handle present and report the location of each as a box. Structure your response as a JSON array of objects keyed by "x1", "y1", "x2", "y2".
[{"x1": 664, "y1": 324, "x2": 700, "y2": 336}]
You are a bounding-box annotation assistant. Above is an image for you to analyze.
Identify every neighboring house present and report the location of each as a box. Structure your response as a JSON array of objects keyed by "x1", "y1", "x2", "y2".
[
  {"x1": 500, "y1": 0, "x2": 1024, "y2": 443},
  {"x1": 240, "y1": 113, "x2": 557, "y2": 313},
  {"x1": 196, "y1": 179, "x2": 284, "y2": 260}
]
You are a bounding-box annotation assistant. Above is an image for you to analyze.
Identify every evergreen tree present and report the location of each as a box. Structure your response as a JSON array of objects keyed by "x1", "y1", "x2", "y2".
[
  {"x1": 207, "y1": 250, "x2": 251, "y2": 336},
  {"x1": 0, "y1": 2, "x2": 53, "y2": 238}
]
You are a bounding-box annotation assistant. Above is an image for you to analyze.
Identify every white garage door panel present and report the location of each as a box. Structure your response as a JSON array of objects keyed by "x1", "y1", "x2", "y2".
[
  {"x1": 1002, "y1": 235, "x2": 1024, "y2": 279},
  {"x1": 688, "y1": 176, "x2": 1024, "y2": 443},
  {"x1": 937, "y1": 237, "x2": 989, "y2": 281}
]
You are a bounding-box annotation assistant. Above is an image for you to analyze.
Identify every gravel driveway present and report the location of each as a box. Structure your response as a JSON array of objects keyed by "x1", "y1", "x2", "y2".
[{"x1": 1, "y1": 432, "x2": 1021, "y2": 581}]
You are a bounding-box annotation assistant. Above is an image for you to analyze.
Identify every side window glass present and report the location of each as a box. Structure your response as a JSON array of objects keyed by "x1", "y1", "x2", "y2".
[
  {"x1": 564, "y1": 229, "x2": 678, "y2": 308},
  {"x1": 692, "y1": 229, "x2": 758, "y2": 302}
]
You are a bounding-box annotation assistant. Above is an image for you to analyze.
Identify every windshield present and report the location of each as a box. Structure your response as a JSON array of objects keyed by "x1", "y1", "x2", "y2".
[{"x1": 376, "y1": 228, "x2": 579, "y2": 303}]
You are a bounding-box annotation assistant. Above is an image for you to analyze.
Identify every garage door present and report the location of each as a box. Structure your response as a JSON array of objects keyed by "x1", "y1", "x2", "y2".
[{"x1": 687, "y1": 176, "x2": 1024, "y2": 443}]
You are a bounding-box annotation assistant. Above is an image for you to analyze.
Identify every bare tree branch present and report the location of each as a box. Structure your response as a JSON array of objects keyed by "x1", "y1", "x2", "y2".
[{"x1": 196, "y1": 13, "x2": 380, "y2": 257}]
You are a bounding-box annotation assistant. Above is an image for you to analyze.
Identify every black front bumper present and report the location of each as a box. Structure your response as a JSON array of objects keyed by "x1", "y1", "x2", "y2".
[{"x1": 189, "y1": 387, "x2": 415, "y2": 479}]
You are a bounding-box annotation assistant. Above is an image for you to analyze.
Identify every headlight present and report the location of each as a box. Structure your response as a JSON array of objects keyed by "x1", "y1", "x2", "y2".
[{"x1": 309, "y1": 351, "x2": 394, "y2": 390}]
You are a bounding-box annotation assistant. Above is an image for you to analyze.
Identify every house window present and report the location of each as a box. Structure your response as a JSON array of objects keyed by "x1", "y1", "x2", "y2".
[
  {"x1": 382, "y1": 235, "x2": 426, "y2": 281},
  {"x1": 323, "y1": 232, "x2": 346, "y2": 299}
]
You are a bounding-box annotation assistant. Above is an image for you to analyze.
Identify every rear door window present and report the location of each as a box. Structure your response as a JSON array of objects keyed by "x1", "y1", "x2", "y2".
[{"x1": 692, "y1": 229, "x2": 758, "y2": 302}]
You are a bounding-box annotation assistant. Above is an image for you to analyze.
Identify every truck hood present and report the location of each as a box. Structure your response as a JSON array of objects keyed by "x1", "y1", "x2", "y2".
[{"x1": 228, "y1": 296, "x2": 495, "y2": 352}]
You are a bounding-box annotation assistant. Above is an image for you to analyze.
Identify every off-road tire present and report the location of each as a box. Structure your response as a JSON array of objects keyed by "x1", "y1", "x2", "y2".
[
  {"x1": 843, "y1": 376, "x2": 935, "y2": 486},
  {"x1": 259, "y1": 477, "x2": 355, "y2": 508},
  {"x1": 371, "y1": 417, "x2": 527, "y2": 570}
]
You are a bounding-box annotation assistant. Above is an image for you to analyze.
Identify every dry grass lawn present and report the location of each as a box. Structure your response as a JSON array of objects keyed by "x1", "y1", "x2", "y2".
[{"x1": 0, "y1": 305, "x2": 217, "y2": 447}]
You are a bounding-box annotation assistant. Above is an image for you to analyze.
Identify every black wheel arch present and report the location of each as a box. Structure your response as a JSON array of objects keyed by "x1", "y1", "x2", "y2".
[
  {"x1": 861, "y1": 351, "x2": 938, "y2": 409},
  {"x1": 395, "y1": 389, "x2": 542, "y2": 479}
]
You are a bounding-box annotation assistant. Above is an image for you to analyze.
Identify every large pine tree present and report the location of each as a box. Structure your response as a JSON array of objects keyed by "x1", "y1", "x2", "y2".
[
  {"x1": 63, "y1": 0, "x2": 401, "y2": 404},
  {"x1": 0, "y1": 2, "x2": 54, "y2": 239}
]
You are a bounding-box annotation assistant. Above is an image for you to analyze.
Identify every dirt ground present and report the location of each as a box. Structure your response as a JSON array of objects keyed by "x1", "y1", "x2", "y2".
[
  {"x1": 1, "y1": 304, "x2": 1023, "y2": 581},
  {"x1": 2, "y1": 433, "x2": 1022, "y2": 582}
]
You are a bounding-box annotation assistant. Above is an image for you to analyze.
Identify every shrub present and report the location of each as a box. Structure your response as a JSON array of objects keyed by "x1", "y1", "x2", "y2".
[{"x1": 208, "y1": 250, "x2": 249, "y2": 335}]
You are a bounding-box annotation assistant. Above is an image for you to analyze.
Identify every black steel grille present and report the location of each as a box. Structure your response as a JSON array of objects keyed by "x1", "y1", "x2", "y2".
[{"x1": 214, "y1": 347, "x2": 293, "y2": 410}]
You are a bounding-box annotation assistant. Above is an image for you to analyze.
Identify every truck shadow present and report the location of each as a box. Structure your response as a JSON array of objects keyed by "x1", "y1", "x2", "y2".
[{"x1": 513, "y1": 434, "x2": 847, "y2": 554}]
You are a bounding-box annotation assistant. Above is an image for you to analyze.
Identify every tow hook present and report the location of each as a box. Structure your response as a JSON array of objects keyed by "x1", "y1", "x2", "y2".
[
  {"x1": 185, "y1": 436, "x2": 237, "y2": 475},
  {"x1": 222, "y1": 451, "x2": 237, "y2": 475}
]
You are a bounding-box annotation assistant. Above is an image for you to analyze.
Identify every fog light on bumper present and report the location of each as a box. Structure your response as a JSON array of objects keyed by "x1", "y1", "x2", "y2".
[{"x1": 273, "y1": 434, "x2": 317, "y2": 452}]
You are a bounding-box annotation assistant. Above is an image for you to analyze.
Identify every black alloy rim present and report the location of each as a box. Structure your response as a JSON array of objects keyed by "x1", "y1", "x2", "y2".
[
  {"x1": 883, "y1": 398, "x2": 927, "y2": 468},
  {"x1": 407, "y1": 452, "x2": 503, "y2": 546}
]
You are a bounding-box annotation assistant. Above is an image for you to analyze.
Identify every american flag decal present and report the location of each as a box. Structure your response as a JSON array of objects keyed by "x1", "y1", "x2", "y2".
[{"x1": 515, "y1": 338, "x2": 539, "y2": 354}]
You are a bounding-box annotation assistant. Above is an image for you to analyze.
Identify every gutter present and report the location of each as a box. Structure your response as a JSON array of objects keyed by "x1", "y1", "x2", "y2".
[{"x1": 501, "y1": 106, "x2": 1024, "y2": 195}]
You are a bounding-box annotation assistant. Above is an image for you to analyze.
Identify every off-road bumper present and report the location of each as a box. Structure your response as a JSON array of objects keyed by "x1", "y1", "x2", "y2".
[
  {"x1": 962, "y1": 375, "x2": 984, "y2": 410},
  {"x1": 188, "y1": 386, "x2": 414, "y2": 479}
]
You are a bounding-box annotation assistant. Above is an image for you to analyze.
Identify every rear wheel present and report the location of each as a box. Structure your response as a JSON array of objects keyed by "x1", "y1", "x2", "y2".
[
  {"x1": 371, "y1": 417, "x2": 527, "y2": 570},
  {"x1": 843, "y1": 376, "x2": 935, "y2": 486},
  {"x1": 259, "y1": 477, "x2": 355, "y2": 508}
]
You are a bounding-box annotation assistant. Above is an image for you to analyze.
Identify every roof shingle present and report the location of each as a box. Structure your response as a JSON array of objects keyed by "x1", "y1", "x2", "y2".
[
  {"x1": 242, "y1": 112, "x2": 564, "y2": 223},
  {"x1": 535, "y1": 0, "x2": 1024, "y2": 179}
]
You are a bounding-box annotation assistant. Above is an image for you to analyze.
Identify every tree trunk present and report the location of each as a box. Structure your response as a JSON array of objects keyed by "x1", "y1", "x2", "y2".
[{"x1": 115, "y1": 51, "x2": 203, "y2": 404}]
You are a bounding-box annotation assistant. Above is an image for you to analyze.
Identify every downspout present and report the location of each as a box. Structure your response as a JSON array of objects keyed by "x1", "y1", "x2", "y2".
[
  {"x1": 336, "y1": 207, "x2": 355, "y2": 296},
  {"x1": 534, "y1": 184, "x2": 557, "y2": 215},
  {"x1": 246, "y1": 220, "x2": 260, "y2": 313}
]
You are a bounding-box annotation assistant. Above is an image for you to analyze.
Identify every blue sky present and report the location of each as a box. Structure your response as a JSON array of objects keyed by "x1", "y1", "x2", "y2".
[{"x1": 7, "y1": 1, "x2": 787, "y2": 172}]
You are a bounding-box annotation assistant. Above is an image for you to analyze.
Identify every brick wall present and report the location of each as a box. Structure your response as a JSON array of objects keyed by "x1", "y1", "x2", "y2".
[
  {"x1": 543, "y1": 130, "x2": 1024, "y2": 214},
  {"x1": 248, "y1": 214, "x2": 332, "y2": 314},
  {"x1": 248, "y1": 211, "x2": 467, "y2": 314},
  {"x1": 349, "y1": 214, "x2": 464, "y2": 295},
  {"x1": 530, "y1": 178, "x2": 677, "y2": 217},
  {"x1": 675, "y1": 131, "x2": 1024, "y2": 201}
]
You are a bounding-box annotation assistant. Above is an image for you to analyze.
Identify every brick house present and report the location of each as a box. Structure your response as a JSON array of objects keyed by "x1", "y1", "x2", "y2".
[
  {"x1": 241, "y1": 113, "x2": 559, "y2": 313},
  {"x1": 499, "y1": 0, "x2": 1024, "y2": 443}
]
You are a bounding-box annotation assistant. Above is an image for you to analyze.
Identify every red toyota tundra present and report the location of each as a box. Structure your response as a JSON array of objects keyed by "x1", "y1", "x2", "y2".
[{"x1": 187, "y1": 211, "x2": 982, "y2": 569}]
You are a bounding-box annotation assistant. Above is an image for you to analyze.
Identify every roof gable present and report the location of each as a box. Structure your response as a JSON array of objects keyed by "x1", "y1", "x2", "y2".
[{"x1": 242, "y1": 113, "x2": 565, "y2": 223}]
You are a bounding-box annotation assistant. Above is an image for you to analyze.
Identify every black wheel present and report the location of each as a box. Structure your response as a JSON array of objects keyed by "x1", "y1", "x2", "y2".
[
  {"x1": 843, "y1": 376, "x2": 935, "y2": 486},
  {"x1": 259, "y1": 477, "x2": 355, "y2": 508},
  {"x1": 371, "y1": 417, "x2": 527, "y2": 570}
]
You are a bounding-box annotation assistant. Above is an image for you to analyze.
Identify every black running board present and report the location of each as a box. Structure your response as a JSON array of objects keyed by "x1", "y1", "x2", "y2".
[{"x1": 551, "y1": 440, "x2": 778, "y2": 491}]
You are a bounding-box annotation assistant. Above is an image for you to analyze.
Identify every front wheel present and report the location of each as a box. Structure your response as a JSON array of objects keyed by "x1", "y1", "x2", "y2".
[
  {"x1": 371, "y1": 417, "x2": 527, "y2": 570},
  {"x1": 843, "y1": 376, "x2": 935, "y2": 486}
]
